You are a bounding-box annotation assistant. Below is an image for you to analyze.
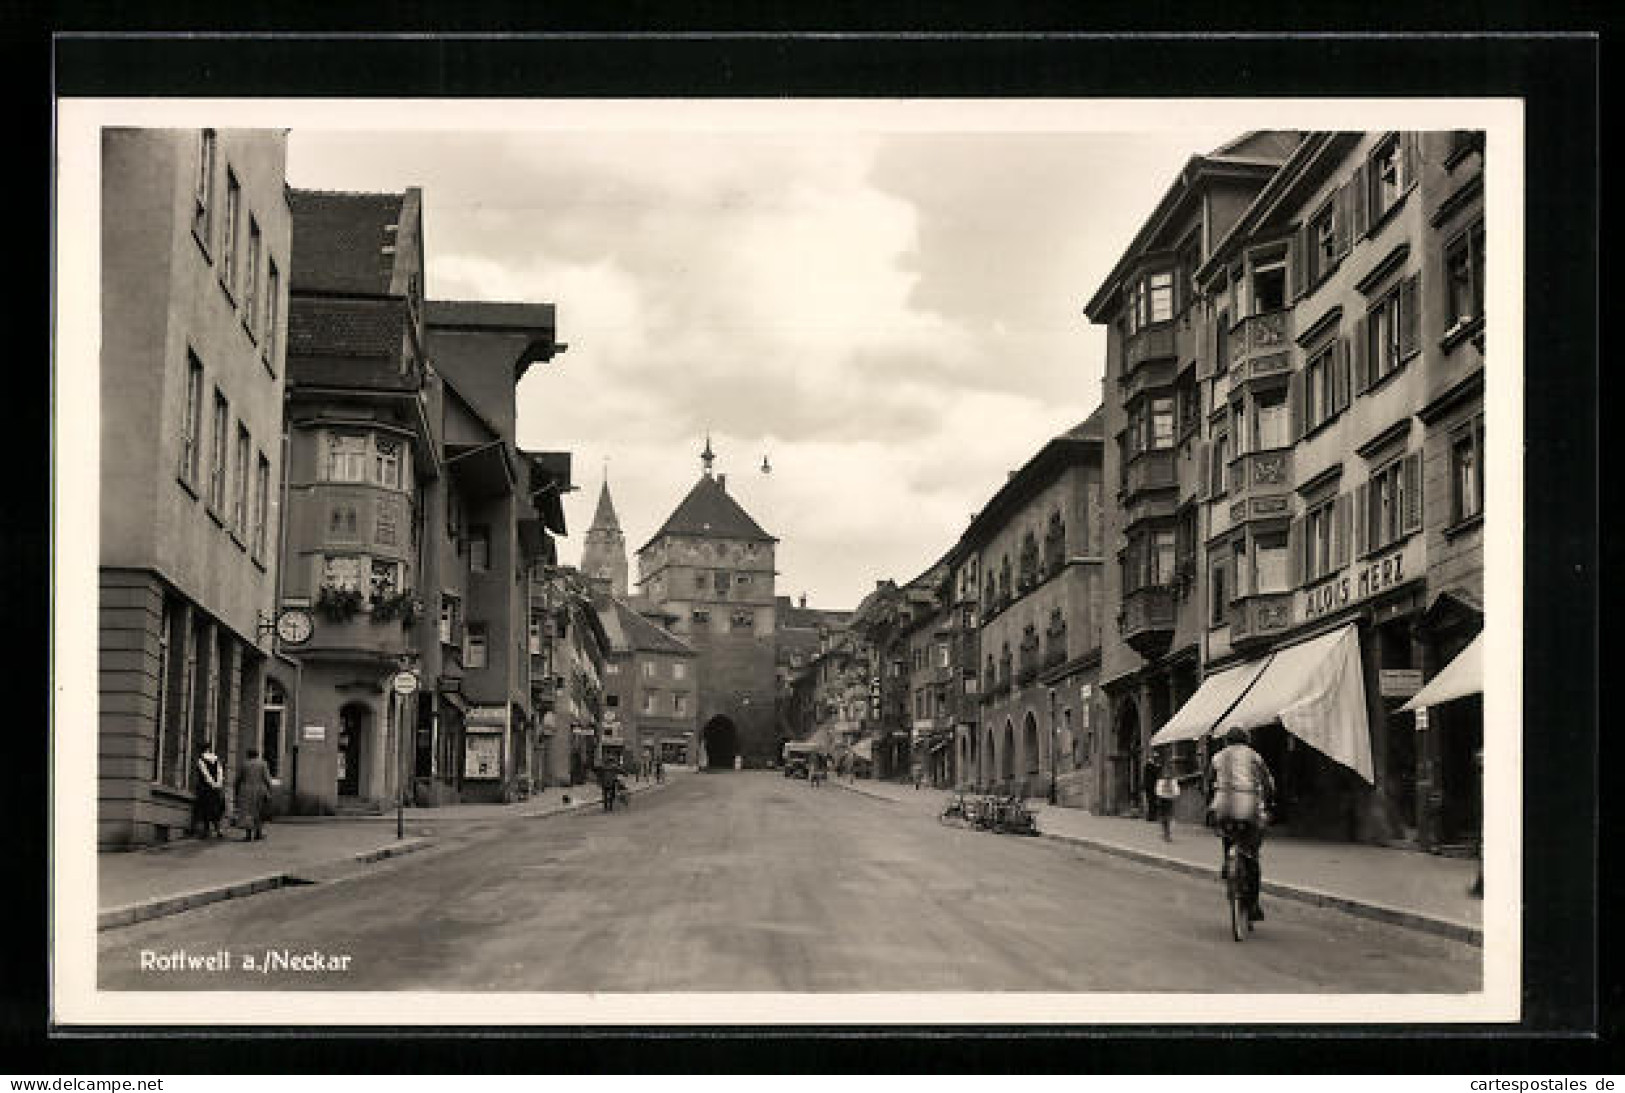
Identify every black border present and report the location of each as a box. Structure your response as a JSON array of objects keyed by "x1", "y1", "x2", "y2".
[{"x1": 18, "y1": 27, "x2": 1604, "y2": 1074}]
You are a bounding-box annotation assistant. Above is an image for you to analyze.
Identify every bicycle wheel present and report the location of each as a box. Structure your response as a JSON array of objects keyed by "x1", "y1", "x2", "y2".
[{"x1": 1227, "y1": 854, "x2": 1247, "y2": 943}]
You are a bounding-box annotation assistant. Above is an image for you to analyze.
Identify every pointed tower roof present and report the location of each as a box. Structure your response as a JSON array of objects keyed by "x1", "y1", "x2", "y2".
[
  {"x1": 638, "y1": 474, "x2": 776, "y2": 554},
  {"x1": 589, "y1": 477, "x2": 621, "y2": 532}
]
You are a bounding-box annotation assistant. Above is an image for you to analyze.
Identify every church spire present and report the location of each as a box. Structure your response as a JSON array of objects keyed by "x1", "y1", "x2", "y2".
[
  {"x1": 589, "y1": 473, "x2": 620, "y2": 532},
  {"x1": 701, "y1": 433, "x2": 716, "y2": 477},
  {"x1": 580, "y1": 468, "x2": 629, "y2": 598}
]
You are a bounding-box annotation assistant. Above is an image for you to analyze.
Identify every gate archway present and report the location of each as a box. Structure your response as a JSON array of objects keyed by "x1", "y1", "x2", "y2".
[{"x1": 702, "y1": 715, "x2": 739, "y2": 770}]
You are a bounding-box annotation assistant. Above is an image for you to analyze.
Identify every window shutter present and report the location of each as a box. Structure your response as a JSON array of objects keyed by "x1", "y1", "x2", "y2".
[
  {"x1": 1289, "y1": 226, "x2": 1306, "y2": 301},
  {"x1": 1335, "y1": 493, "x2": 1352, "y2": 569},
  {"x1": 1399, "y1": 272, "x2": 1421, "y2": 359},
  {"x1": 1352, "y1": 314, "x2": 1371, "y2": 393},
  {"x1": 1336, "y1": 335, "x2": 1353, "y2": 412},
  {"x1": 1401, "y1": 131, "x2": 1420, "y2": 190},
  {"x1": 1197, "y1": 440, "x2": 1212, "y2": 501},
  {"x1": 1288, "y1": 368, "x2": 1305, "y2": 441},
  {"x1": 1403, "y1": 452, "x2": 1423, "y2": 533},
  {"x1": 1197, "y1": 308, "x2": 1215, "y2": 381},
  {"x1": 1350, "y1": 163, "x2": 1370, "y2": 240},
  {"x1": 1333, "y1": 183, "x2": 1351, "y2": 258},
  {"x1": 1287, "y1": 517, "x2": 1304, "y2": 590},
  {"x1": 1354, "y1": 482, "x2": 1370, "y2": 558}
]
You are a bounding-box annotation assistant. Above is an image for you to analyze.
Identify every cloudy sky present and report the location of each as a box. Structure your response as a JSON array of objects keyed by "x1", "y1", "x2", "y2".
[{"x1": 286, "y1": 114, "x2": 1239, "y2": 609}]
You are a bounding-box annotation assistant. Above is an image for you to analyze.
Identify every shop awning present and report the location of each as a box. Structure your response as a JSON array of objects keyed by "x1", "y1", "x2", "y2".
[
  {"x1": 851, "y1": 739, "x2": 873, "y2": 761},
  {"x1": 1222, "y1": 623, "x2": 1374, "y2": 783},
  {"x1": 1401, "y1": 633, "x2": 1483, "y2": 712},
  {"x1": 1150, "y1": 658, "x2": 1273, "y2": 747}
]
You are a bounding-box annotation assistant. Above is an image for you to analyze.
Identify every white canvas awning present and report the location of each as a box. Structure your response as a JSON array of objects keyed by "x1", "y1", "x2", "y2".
[
  {"x1": 1150, "y1": 658, "x2": 1273, "y2": 746},
  {"x1": 851, "y1": 739, "x2": 874, "y2": 761},
  {"x1": 1222, "y1": 623, "x2": 1375, "y2": 784},
  {"x1": 1401, "y1": 633, "x2": 1483, "y2": 712}
]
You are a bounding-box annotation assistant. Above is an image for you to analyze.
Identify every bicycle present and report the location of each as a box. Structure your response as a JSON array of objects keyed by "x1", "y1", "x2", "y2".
[{"x1": 1218, "y1": 817, "x2": 1263, "y2": 942}]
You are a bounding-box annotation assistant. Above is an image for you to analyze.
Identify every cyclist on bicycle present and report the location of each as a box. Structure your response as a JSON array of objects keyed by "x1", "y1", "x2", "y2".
[{"x1": 1208, "y1": 725, "x2": 1276, "y2": 923}]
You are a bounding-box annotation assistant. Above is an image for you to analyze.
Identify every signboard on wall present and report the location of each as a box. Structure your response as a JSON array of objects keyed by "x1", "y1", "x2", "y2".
[
  {"x1": 1301, "y1": 539, "x2": 1425, "y2": 623},
  {"x1": 464, "y1": 732, "x2": 503, "y2": 780},
  {"x1": 302, "y1": 725, "x2": 326, "y2": 742},
  {"x1": 1380, "y1": 669, "x2": 1424, "y2": 698}
]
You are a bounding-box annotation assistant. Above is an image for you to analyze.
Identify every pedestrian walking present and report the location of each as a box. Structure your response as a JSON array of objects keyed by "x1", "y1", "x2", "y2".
[
  {"x1": 655, "y1": 756, "x2": 666, "y2": 784},
  {"x1": 1142, "y1": 754, "x2": 1162, "y2": 822},
  {"x1": 1154, "y1": 754, "x2": 1180, "y2": 842},
  {"x1": 191, "y1": 742, "x2": 226, "y2": 839},
  {"x1": 912, "y1": 760, "x2": 924, "y2": 790},
  {"x1": 233, "y1": 748, "x2": 273, "y2": 842}
]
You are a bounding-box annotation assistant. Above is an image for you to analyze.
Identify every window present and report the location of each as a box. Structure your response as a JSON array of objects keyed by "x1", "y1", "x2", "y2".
[
  {"x1": 369, "y1": 559, "x2": 402, "y2": 599},
  {"x1": 1210, "y1": 558, "x2": 1230, "y2": 627},
  {"x1": 938, "y1": 643, "x2": 950, "y2": 669},
  {"x1": 232, "y1": 424, "x2": 251, "y2": 531},
  {"x1": 1304, "y1": 498, "x2": 1336, "y2": 583},
  {"x1": 643, "y1": 661, "x2": 657, "y2": 679},
  {"x1": 252, "y1": 453, "x2": 270, "y2": 556},
  {"x1": 1250, "y1": 255, "x2": 1286, "y2": 314},
  {"x1": 265, "y1": 260, "x2": 281, "y2": 367},
  {"x1": 731, "y1": 610, "x2": 753, "y2": 629},
  {"x1": 321, "y1": 555, "x2": 363, "y2": 591},
  {"x1": 528, "y1": 616, "x2": 543, "y2": 655},
  {"x1": 643, "y1": 691, "x2": 658, "y2": 715},
  {"x1": 714, "y1": 570, "x2": 731, "y2": 595},
  {"x1": 326, "y1": 434, "x2": 369, "y2": 482},
  {"x1": 209, "y1": 390, "x2": 229, "y2": 510},
  {"x1": 674, "y1": 693, "x2": 688, "y2": 716},
  {"x1": 439, "y1": 594, "x2": 460, "y2": 645},
  {"x1": 1232, "y1": 539, "x2": 1250, "y2": 598},
  {"x1": 244, "y1": 217, "x2": 261, "y2": 333},
  {"x1": 1151, "y1": 529, "x2": 1177, "y2": 586},
  {"x1": 691, "y1": 609, "x2": 710, "y2": 624},
  {"x1": 1177, "y1": 372, "x2": 1199, "y2": 438},
  {"x1": 469, "y1": 525, "x2": 490, "y2": 571},
  {"x1": 1150, "y1": 397, "x2": 1175, "y2": 449},
  {"x1": 193, "y1": 130, "x2": 216, "y2": 245},
  {"x1": 375, "y1": 437, "x2": 402, "y2": 488},
  {"x1": 220, "y1": 169, "x2": 241, "y2": 297},
  {"x1": 735, "y1": 573, "x2": 750, "y2": 586},
  {"x1": 1211, "y1": 430, "x2": 1229, "y2": 496},
  {"x1": 1362, "y1": 453, "x2": 1423, "y2": 554},
  {"x1": 1302, "y1": 341, "x2": 1349, "y2": 433},
  {"x1": 673, "y1": 662, "x2": 687, "y2": 681},
  {"x1": 262, "y1": 679, "x2": 285, "y2": 779},
  {"x1": 1368, "y1": 133, "x2": 1412, "y2": 221},
  {"x1": 1446, "y1": 222, "x2": 1486, "y2": 333},
  {"x1": 1148, "y1": 272, "x2": 1174, "y2": 324},
  {"x1": 605, "y1": 693, "x2": 620, "y2": 709},
  {"x1": 1451, "y1": 417, "x2": 1485, "y2": 523},
  {"x1": 179, "y1": 352, "x2": 204, "y2": 483},
  {"x1": 1126, "y1": 270, "x2": 1174, "y2": 334},
  {"x1": 328, "y1": 505, "x2": 359, "y2": 540},
  {"x1": 465, "y1": 625, "x2": 488, "y2": 669},
  {"x1": 1253, "y1": 534, "x2": 1289, "y2": 594},
  {"x1": 1308, "y1": 202, "x2": 1337, "y2": 285},
  {"x1": 1252, "y1": 387, "x2": 1290, "y2": 451},
  {"x1": 152, "y1": 600, "x2": 174, "y2": 782}
]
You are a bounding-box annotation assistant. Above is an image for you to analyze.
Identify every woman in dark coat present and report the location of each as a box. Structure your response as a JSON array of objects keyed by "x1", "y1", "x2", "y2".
[
  {"x1": 234, "y1": 748, "x2": 274, "y2": 841},
  {"x1": 192, "y1": 742, "x2": 226, "y2": 838},
  {"x1": 1142, "y1": 754, "x2": 1162, "y2": 822}
]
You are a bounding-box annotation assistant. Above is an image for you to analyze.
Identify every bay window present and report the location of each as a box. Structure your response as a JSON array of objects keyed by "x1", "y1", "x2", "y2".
[
  {"x1": 1252, "y1": 387, "x2": 1290, "y2": 450},
  {"x1": 1253, "y1": 534, "x2": 1289, "y2": 595}
]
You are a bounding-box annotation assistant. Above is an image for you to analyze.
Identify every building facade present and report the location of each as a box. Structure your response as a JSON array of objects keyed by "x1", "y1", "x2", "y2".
[
  {"x1": 99, "y1": 128, "x2": 293, "y2": 847},
  {"x1": 636, "y1": 448, "x2": 779, "y2": 768},
  {"x1": 1089, "y1": 130, "x2": 1486, "y2": 849},
  {"x1": 962, "y1": 416, "x2": 1108, "y2": 808},
  {"x1": 596, "y1": 597, "x2": 699, "y2": 770},
  {"x1": 529, "y1": 564, "x2": 609, "y2": 786},
  {"x1": 1083, "y1": 133, "x2": 1300, "y2": 821}
]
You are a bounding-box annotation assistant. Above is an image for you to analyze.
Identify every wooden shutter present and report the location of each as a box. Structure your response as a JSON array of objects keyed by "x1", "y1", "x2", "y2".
[
  {"x1": 1352, "y1": 313, "x2": 1371, "y2": 393},
  {"x1": 1335, "y1": 493, "x2": 1352, "y2": 569},
  {"x1": 1402, "y1": 452, "x2": 1423, "y2": 533},
  {"x1": 1353, "y1": 481, "x2": 1370, "y2": 558},
  {"x1": 1401, "y1": 131, "x2": 1420, "y2": 191},
  {"x1": 1289, "y1": 226, "x2": 1307, "y2": 302},
  {"x1": 1287, "y1": 517, "x2": 1304, "y2": 590},
  {"x1": 1399, "y1": 273, "x2": 1421, "y2": 360},
  {"x1": 1196, "y1": 440, "x2": 1212, "y2": 501},
  {"x1": 1288, "y1": 368, "x2": 1305, "y2": 440},
  {"x1": 1333, "y1": 182, "x2": 1351, "y2": 259},
  {"x1": 1349, "y1": 163, "x2": 1370, "y2": 240},
  {"x1": 1333, "y1": 335, "x2": 1352, "y2": 413}
]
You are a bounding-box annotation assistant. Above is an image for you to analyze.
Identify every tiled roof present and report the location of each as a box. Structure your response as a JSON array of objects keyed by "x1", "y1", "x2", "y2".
[
  {"x1": 1064, "y1": 406, "x2": 1106, "y2": 440},
  {"x1": 597, "y1": 597, "x2": 695, "y2": 657},
  {"x1": 288, "y1": 189, "x2": 406, "y2": 296},
  {"x1": 639, "y1": 474, "x2": 774, "y2": 553},
  {"x1": 287, "y1": 297, "x2": 404, "y2": 358}
]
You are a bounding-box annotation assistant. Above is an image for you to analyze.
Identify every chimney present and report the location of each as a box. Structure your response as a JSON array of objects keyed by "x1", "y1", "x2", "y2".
[
  {"x1": 717, "y1": 474, "x2": 727, "y2": 491},
  {"x1": 799, "y1": 593, "x2": 808, "y2": 609}
]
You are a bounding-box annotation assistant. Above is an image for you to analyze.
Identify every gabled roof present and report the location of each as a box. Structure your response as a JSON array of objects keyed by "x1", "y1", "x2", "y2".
[
  {"x1": 288, "y1": 189, "x2": 408, "y2": 296},
  {"x1": 596, "y1": 596, "x2": 696, "y2": 658},
  {"x1": 638, "y1": 474, "x2": 776, "y2": 554},
  {"x1": 959, "y1": 411, "x2": 1106, "y2": 552}
]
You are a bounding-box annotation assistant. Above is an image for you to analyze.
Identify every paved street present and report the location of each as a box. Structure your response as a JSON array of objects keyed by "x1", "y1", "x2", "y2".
[{"x1": 99, "y1": 772, "x2": 1480, "y2": 992}]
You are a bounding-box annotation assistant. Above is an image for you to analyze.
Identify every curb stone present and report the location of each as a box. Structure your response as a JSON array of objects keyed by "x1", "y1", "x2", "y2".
[
  {"x1": 98, "y1": 837, "x2": 437, "y2": 932},
  {"x1": 834, "y1": 778, "x2": 1482, "y2": 947}
]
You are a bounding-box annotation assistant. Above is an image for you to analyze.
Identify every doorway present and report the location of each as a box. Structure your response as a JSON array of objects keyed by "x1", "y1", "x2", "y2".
[
  {"x1": 702, "y1": 716, "x2": 739, "y2": 770},
  {"x1": 338, "y1": 703, "x2": 368, "y2": 797}
]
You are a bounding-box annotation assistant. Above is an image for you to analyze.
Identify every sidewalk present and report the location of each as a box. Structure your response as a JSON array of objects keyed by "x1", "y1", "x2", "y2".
[
  {"x1": 98, "y1": 771, "x2": 684, "y2": 931},
  {"x1": 833, "y1": 777, "x2": 1483, "y2": 946}
]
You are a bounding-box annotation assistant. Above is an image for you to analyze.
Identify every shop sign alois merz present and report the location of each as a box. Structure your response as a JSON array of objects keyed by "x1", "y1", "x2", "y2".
[{"x1": 1301, "y1": 538, "x2": 1424, "y2": 623}]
